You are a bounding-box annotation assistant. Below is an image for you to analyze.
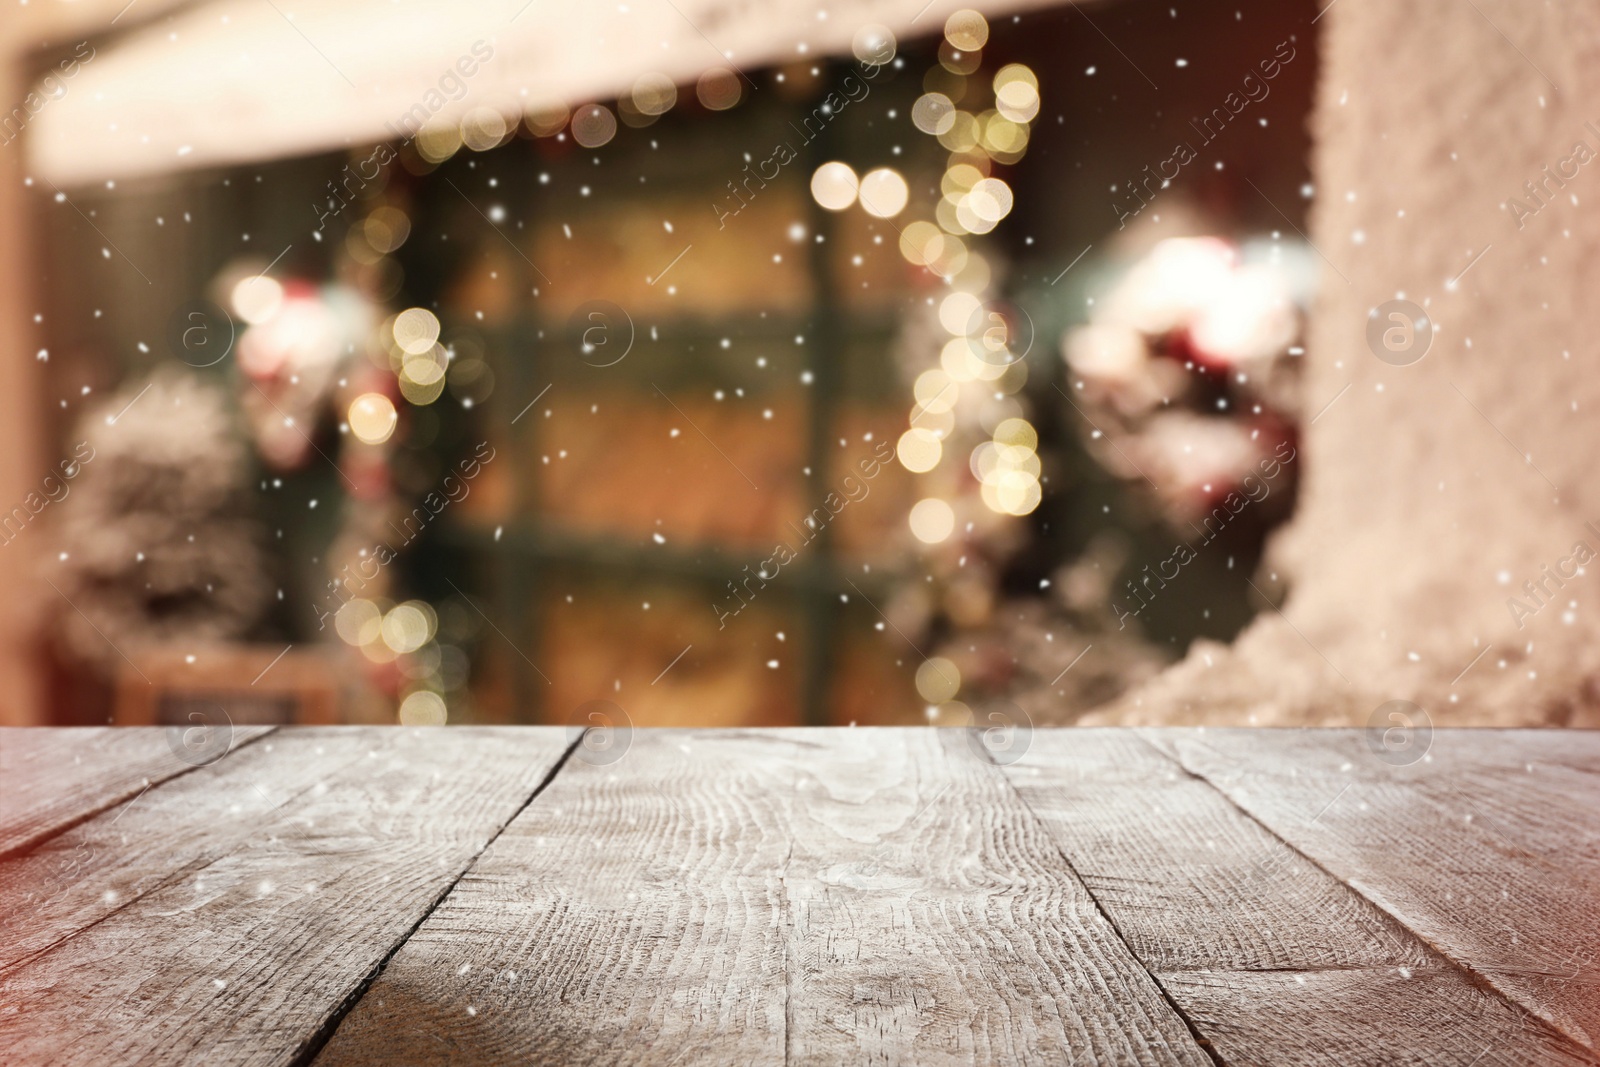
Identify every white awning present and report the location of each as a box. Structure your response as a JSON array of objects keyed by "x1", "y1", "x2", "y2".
[{"x1": 27, "y1": 0, "x2": 1066, "y2": 186}]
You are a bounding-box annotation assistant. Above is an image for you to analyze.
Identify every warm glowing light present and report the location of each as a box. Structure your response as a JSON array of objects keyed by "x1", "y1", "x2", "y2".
[
  {"x1": 399, "y1": 690, "x2": 447, "y2": 726},
  {"x1": 363, "y1": 207, "x2": 411, "y2": 254},
  {"x1": 995, "y1": 359, "x2": 1030, "y2": 394},
  {"x1": 993, "y1": 470, "x2": 1042, "y2": 515},
  {"x1": 909, "y1": 402, "x2": 955, "y2": 437},
  {"x1": 973, "y1": 441, "x2": 1041, "y2": 484},
  {"x1": 348, "y1": 393, "x2": 398, "y2": 445},
  {"x1": 415, "y1": 122, "x2": 461, "y2": 163},
  {"x1": 334, "y1": 598, "x2": 381, "y2": 646},
  {"x1": 1105, "y1": 237, "x2": 1238, "y2": 334},
  {"x1": 912, "y1": 93, "x2": 956, "y2": 135},
  {"x1": 571, "y1": 104, "x2": 617, "y2": 147},
  {"x1": 944, "y1": 9, "x2": 989, "y2": 51},
  {"x1": 1190, "y1": 264, "x2": 1298, "y2": 364},
  {"x1": 525, "y1": 102, "x2": 570, "y2": 136},
  {"x1": 936, "y1": 195, "x2": 969, "y2": 236},
  {"x1": 939, "y1": 291, "x2": 982, "y2": 335},
  {"x1": 858, "y1": 168, "x2": 909, "y2": 218},
  {"x1": 966, "y1": 177, "x2": 1013, "y2": 222},
  {"x1": 941, "y1": 163, "x2": 984, "y2": 197},
  {"x1": 399, "y1": 356, "x2": 447, "y2": 405},
  {"x1": 897, "y1": 427, "x2": 944, "y2": 472},
  {"x1": 994, "y1": 417, "x2": 1039, "y2": 451},
  {"x1": 632, "y1": 73, "x2": 678, "y2": 116},
  {"x1": 950, "y1": 250, "x2": 992, "y2": 292},
  {"x1": 1065, "y1": 323, "x2": 1147, "y2": 382},
  {"x1": 956, "y1": 197, "x2": 996, "y2": 235},
  {"x1": 900, "y1": 221, "x2": 969, "y2": 275},
  {"x1": 697, "y1": 68, "x2": 742, "y2": 110},
  {"x1": 916, "y1": 656, "x2": 961, "y2": 702},
  {"x1": 910, "y1": 497, "x2": 956, "y2": 543},
  {"x1": 853, "y1": 24, "x2": 897, "y2": 66},
  {"x1": 927, "y1": 232, "x2": 968, "y2": 276},
  {"x1": 995, "y1": 79, "x2": 1041, "y2": 123},
  {"x1": 461, "y1": 107, "x2": 508, "y2": 151},
  {"x1": 402, "y1": 349, "x2": 447, "y2": 385},
  {"x1": 810, "y1": 162, "x2": 859, "y2": 211},
  {"x1": 941, "y1": 337, "x2": 982, "y2": 381},
  {"x1": 937, "y1": 111, "x2": 979, "y2": 153},
  {"x1": 938, "y1": 40, "x2": 982, "y2": 76},
  {"x1": 392, "y1": 308, "x2": 441, "y2": 355},
  {"x1": 994, "y1": 64, "x2": 1039, "y2": 92},
  {"x1": 913, "y1": 368, "x2": 959, "y2": 414},
  {"x1": 382, "y1": 602, "x2": 433, "y2": 654},
  {"x1": 979, "y1": 113, "x2": 1027, "y2": 155},
  {"x1": 231, "y1": 275, "x2": 283, "y2": 325},
  {"x1": 899, "y1": 220, "x2": 942, "y2": 265}
]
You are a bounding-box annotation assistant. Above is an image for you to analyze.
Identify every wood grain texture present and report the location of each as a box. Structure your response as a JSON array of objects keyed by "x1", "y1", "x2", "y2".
[
  {"x1": 1003, "y1": 730, "x2": 1596, "y2": 1066},
  {"x1": 0, "y1": 725, "x2": 272, "y2": 859},
  {"x1": 0, "y1": 726, "x2": 571, "y2": 1067},
  {"x1": 2, "y1": 726, "x2": 1595, "y2": 1067},
  {"x1": 313, "y1": 728, "x2": 1213, "y2": 1067},
  {"x1": 0, "y1": 731, "x2": 383, "y2": 974},
  {"x1": 1158, "y1": 728, "x2": 1600, "y2": 1053},
  {"x1": 782, "y1": 729, "x2": 1209, "y2": 1067},
  {"x1": 313, "y1": 729, "x2": 793, "y2": 1067}
]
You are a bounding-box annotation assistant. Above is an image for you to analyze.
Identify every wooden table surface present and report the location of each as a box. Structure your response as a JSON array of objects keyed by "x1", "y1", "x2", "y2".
[{"x1": 0, "y1": 726, "x2": 1595, "y2": 1066}]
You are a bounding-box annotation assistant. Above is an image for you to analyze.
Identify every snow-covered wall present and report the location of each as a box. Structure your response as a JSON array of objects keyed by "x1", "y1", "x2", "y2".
[{"x1": 1093, "y1": 0, "x2": 1600, "y2": 728}]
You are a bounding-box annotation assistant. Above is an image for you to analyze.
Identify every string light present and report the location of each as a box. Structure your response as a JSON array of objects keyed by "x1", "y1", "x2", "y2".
[{"x1": 895, "y1": 5, "x2": 1043, "y2": 600}]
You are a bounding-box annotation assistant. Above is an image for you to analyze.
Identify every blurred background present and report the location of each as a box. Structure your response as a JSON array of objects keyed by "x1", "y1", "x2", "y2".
[{"x1": 1, "y1": 0, "x2": 1323, "y2": 728}]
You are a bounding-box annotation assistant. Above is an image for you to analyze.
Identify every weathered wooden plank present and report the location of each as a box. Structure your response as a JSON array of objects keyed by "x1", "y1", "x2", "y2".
[
  {"x1": 783, "y1": 729, "x2": 1210, "y2": 1067},
  {"x1": 313, "y1": 728, "x2": 1213, "y2": 1066},
  {"x1": 0, "y1": 726, "x2": 571, "y2": 1066},
  {"x1": 1002, "y1": 730, "x2": 1596, "y2": 1066},
  {"x1": 0, "y1": 725, "x2": 272, "y2": 859},
  {"x1": 313, "y1": 729, "x2": 793, "y2": 1067},
  {"x1": 0, "y1": 730, "x2": 386, "y2": 974},
  {"x1": 1159, "y1": 728, "x2": 1600, "y2": 1053}
]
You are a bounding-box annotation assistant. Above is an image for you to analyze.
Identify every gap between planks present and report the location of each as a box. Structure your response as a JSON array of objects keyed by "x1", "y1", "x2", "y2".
[
  {"x1": 1129, "y1": 730, "x2": 1521, "y2": 1002},
  {"x1": 1142, "y1": 729, "x2": 1600, "y2": 1057},
  {"x1": 980, "y1": 737, "x2": 1228, "y2": 1067},
  {"x1": 982, "y1": 728, "x2": 1596, "y2": 1066},
  {"x1": 287, "y1": 730, "x2": 587, "y2": 1067},
  {"x1": 0, "y1": 726, "x2": 279, "y2": 864}
]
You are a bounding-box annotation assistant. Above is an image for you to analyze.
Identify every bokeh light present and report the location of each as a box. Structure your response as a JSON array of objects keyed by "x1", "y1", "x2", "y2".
[
  {"x1": 348, "y1": 393, "x2": 397, "y2": 444},
  {"x1": 915, "y1": 656, "x2": 961, "y2": 702},
  {"x1": 910, "y1": 497, "x2": 956, "y2": 543},
  {"x1": 415, "y1": 122, "x2": 462, "y2": 163},
  {"x1": 852, "y1": 24, "x2": 897, "y2": 66},
  {"x1": 697, "y1": 68, "x2": 741, "y2": 110},
  {"x1": 810, "y1": 162, "x2": 859, "y2": 211},
  {"x1": 912, "y1": 93, "x2": 956, "y2": 135},
  {"x1": 230, "y1": 275, "x2": 283, "y2": 325},
  {"x1": 381, "y1": 601, "x2": 434, "y2": 654},
  {"x1": 398, "y1": 690, "x2": 447, "y2": 726},
  {"x1": 392, "y1": 307, "x2": 440, "y2": 355},
  {"x1": 363, "y1": 207, "x2": 411, "y2": 254},
  {"x1": 897, "y1": 427, "x2": 944, "y2": 473},
  {"x1": 631, "y1": 73, "x2": 678, "y2": 116},
  {"x1": 858, "y1": 168, "x2": 909, "y2": 218},
  {"x1": 944, "y1": 10, "x2": 989, "y2": 52},
  {"x1": 334, "y1": 598, "x2": 382, "y2": 645},
  {"x1": 460, "y1": 107, "x2": 508, "y2": 151},
  {"x1": 525, "y1": 102, "x2": 570, "y2": 136},
  {"x1": 571, "y1": 104, "x2": 617, "y2": 148}
]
